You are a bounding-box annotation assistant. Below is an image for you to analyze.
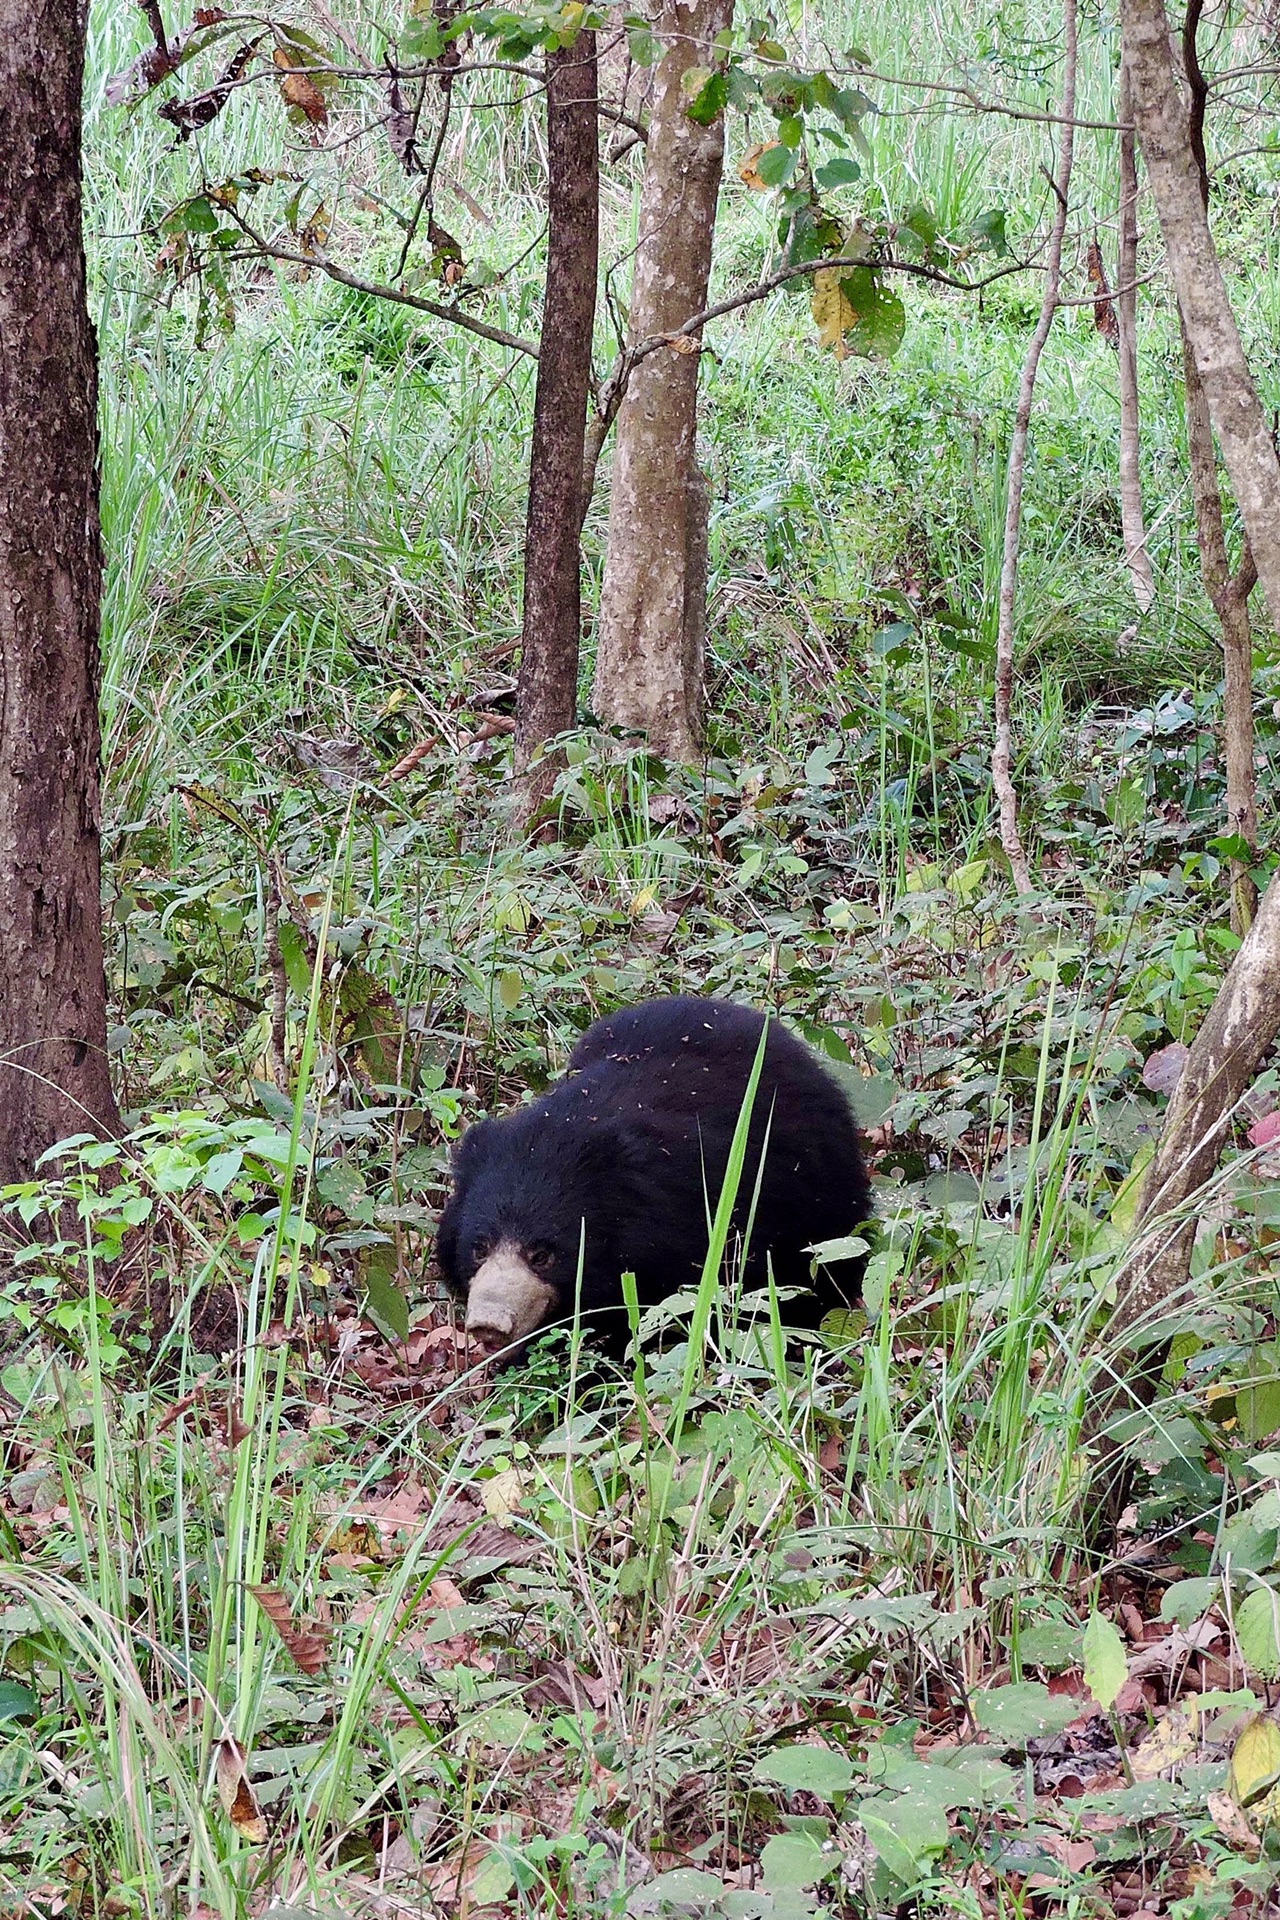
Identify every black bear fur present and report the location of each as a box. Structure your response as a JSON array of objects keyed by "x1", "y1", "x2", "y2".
[{"x1": 436, "y1": 994, "x2": 872, "y2": 1355}]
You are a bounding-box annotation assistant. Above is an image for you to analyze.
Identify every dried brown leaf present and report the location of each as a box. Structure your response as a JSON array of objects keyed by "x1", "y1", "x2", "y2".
[
  {"x1": 214, "y1": 1737, "x2": 268, "y2": 1843},
  {"x1": 250, "y1": 1584, "x2": 330, "y2": 1675}
]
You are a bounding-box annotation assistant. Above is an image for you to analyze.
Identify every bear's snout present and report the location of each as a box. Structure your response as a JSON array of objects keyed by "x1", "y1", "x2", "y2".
[{"x1": 465, "y1": 1241, "x2": 557, "y2": 1353}]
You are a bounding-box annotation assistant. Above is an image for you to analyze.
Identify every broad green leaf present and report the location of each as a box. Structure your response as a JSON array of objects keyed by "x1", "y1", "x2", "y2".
[
  {"x1": 1014, "y1": 1621, "x2": 1082, "y2": 1671},
  {"x1": 1237, "y1": 1587, "x2": 1280, "y2": 1680},
  {"x1": 815, "y1": 157, "x2": 860, "y2": 192},
  {"x1": 970, "y1": 1682, "x2": 1080, "y2": 1744},
  {"x1": 0, "y1": 1681, "x2": 38, "y2": 1723},
  {"x1": 753, "y1": 1745, "x2": 855, "y2": 1798},
  {"x1": 201, "y1": 1147, "x2": 243, "y2": 1196},
  {"x1": 757, "y1": 143, "x2": 797, "y2": 187},
  {"x1": 1082, "y1": 1611, "x2": 1128, "y2": 1712},
  {"x1": 1160, "y1": 1577, "x2": 1219, "y2": 1626},
  {"x1": 760, "y1": 1832, "x2": 830, "y2": 1891},
  {"x1": 497, "y1": 966, "x2": 523, "y2": 1011},
  {"x1": 856, "y1": 1792, "x2": 949, "y2": 1882},
  {"x1": 637, "y1": 1868, "x2": 726, "y2": 1907}
]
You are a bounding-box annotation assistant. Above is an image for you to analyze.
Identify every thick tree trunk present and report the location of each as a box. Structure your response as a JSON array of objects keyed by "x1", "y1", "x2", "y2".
[
  {"x1": 515, "y1": 31, "x2": 600, "y2": 821},
  {"x1": 992, "y1": 0, "x2": 1076, "y2": 894},
  {"x1": 0, "y1": 0, "x2": 121, "y2": 1181},
  {"x1": 1117, "y1": 58, "x2": 1156, "y2": 613},
  {"x1": 593, "y1": 0, "x2": 733, "y2": 761},
  {"x1": 1122, "y1": 0, "x2": 1280, "y2": 632}
]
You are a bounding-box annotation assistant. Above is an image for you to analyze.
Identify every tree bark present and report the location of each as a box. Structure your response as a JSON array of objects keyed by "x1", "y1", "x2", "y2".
[
  {"x1": 991, "y1": 0, "x2": 1077, "y2": 894},
  {"x1": 515, "y1": 31, "x2": 600, "y2": 822},
  {"x1": 1122, "y1": 0, "x2": 1280, "y2": 633},
  {"x1": 1115, "y1": 868, "x2": 1280, "y2": 1340},
  {"x1": 1097, "y1": 0, "x2": 1280, "y2": 1377},
  {"x1": 1181, "y1": 323, "x2": 1259, "y2": 932},
  {"x1": 593, "y1": 0, "x2": 734, "y2": 761},
  {"x1": 1174, "y1": 0, "x2": 1259, "y2": 933},
  {"x1": 1116, "y1": 57, "x2": 1156, "y2": 613},
  {"x1": 0, "y1": 0, "x2": 121, "y2": 1182}
]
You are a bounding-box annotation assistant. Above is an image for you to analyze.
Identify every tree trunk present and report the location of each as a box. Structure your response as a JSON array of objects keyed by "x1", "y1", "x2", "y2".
[
  {"x1": 0, "y1": 0, "x2": 121, "y2": 1182},
  {"x1": 515, "y1": 30, "x2": 600, "y2": 822},
  {"x1": 1122, "y1": 0, "x2": 1280, "y2": 633},
  {"x1": 1181, "y1": 323, "x2": 1259, "y2": 932},
  {"x1": 1099, "y1": 0, "x2": 1280, "y2": 1353},
  {"x1": 1172, "y1": 0, "x2": 1259, "y2": 933},
  {"x1": 1115, "y1": 867, "x2": 1280, "y2": 1340},
  {"x1": 1116, "y1": 57, "x2": 1156, "y2": 613},
  {"x1": 992, "y1": 0, "x2": 1077, "y2": 894},
  {"x1": 593, "y1": 0, "x2": 733, "y2": 761}
]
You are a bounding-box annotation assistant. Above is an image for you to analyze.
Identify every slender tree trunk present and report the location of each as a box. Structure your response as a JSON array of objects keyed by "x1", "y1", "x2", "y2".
[
  {"x1": 0, "y1": 0, "x2": 121, "y2": 1181},
  {"x1": 1117, "y1": 57, "x2": 1156, "y2": 612},
  {"x1": 515, "y1": 31, "x2": 600, "y2": 821},
  {"x1": 1181, "y1": 324, "x2": 1259, "y2": 931},
  {"x1": 593, "y1": 0, "x2": 733, "y2": 761},
  {"x1": 991, "y1": 0, "x2": 1077, "y2": 894},
  {"x1": 1122, "y1": 0, "x2": 1280, "y2": 630},
  {"x1": 1173, "y1": 0, "x2": 1259, "y2": 932}
]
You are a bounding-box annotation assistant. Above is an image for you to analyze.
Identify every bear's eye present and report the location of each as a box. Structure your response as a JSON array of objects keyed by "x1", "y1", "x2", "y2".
[
  {"x1": 471, "y1": 1234, "x2": 494, "y2": 1265},
  {"x1": 526, "y1": 1243, "x2": 555, "y2": 1275}
]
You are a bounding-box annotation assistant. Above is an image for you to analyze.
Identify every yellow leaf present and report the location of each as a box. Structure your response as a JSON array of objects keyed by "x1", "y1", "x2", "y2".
[
  {"x1": 1130, "y1": 1708, "x2": 1197, "y2": 1780},
  {"x1": 1230, "y1": 1713, "x2": 1280, "y2": 1808},
  {"x1": 483, "y1": 1468, "x2": 525, "y2": 1519},
  {"x1": 811, "y1": 269, "x2": 857, "y2": 354}
]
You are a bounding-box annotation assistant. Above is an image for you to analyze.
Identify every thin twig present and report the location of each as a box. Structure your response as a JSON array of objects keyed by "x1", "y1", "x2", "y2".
[{"x1": 992, "y1": 0, "x2": 1078, "y2": 895}]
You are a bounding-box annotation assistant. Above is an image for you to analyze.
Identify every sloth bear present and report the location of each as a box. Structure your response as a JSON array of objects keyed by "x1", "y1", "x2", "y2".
[{"x1": 437, "y1": 995, "x2": 872, "y2": 1357}]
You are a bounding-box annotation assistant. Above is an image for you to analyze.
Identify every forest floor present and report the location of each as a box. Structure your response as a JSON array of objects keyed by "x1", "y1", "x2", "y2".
[{"x1": 5, "y1": 0, "x2": 1280, "y2": 1912}]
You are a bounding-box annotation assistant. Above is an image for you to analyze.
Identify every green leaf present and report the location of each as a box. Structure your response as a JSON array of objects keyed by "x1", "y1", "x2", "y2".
[
  {"x1": 815, "y1": 157, "x2": 860, "y2": 191},
  {"x1": 497, "y1": 967, "x2": 524, "y2": 1011},
  {"x1": 316, "y1": 1159, "x2": 373, "y2": 1221},
  {"x1": 1015, "y1": 1621, "x2": 1082, "y2": 1671},
  {"x1": 757, "y1": 143, "x2": 797, "y2": 188},
  {"x1": 760, "y1": 1833, "x2": 831, "y2": 1892},
  {"x1": 856, "y1": 1792, "x2": 949, "y2": 1882},
  {"x1": 0, "y1": 1681, "x2": 38, "y2": 1723},
  {"x1": 627, "y1": 22, "x2": 656, "y2": 63},
  {"x1": 753, "y1": 1745, "x2": 855, "y2": 1798},
  {"x1": 641, "y1": 1868, "x2": 727, "y2": 1906},
  {"x1": 360, "y1": 1242, "x2": 410, "y2": 1343},
  {"x1": 1161, "y1": 1577, "x2": 1219, "y2": 1626},
  {"x1": 1082, "y1": 1611, "x2": 1128, "y2": 1712},
  {"x1": 833, "y1": 267, "x2": 906, "y2": 360},
  {"x1": 277, "y1": 917, "x2": 314, "y2": 998},
  {"x1": 969, "y1": 207, "x2": 1009, "y2": 255},
  {"x1": 970, "y1": 1682, "x2": 1080, "y2": 1744},
  {"x1": 201, "y1": 1148, "x2": 243, "y2": 1196},
  {"x1": 684, "y1": 68, "x2": 727, "y2": 125},
  {"x1": 777, "y1": 113, "x2": 804, "y2": 148},
  {"x1": 1236, "y1": 1585, "x2": 1280, "y2": 1679}
]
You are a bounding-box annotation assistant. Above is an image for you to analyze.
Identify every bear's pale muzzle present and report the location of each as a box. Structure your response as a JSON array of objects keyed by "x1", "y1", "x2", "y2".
[{"x1": 465, "y1": 1242, "x2": 556, "y2": 1352}]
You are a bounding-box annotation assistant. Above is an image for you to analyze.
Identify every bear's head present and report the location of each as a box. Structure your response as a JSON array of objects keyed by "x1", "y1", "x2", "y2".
[{"x1": 436, "y1": 1107, "x2": 626, "y2": 1355}]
